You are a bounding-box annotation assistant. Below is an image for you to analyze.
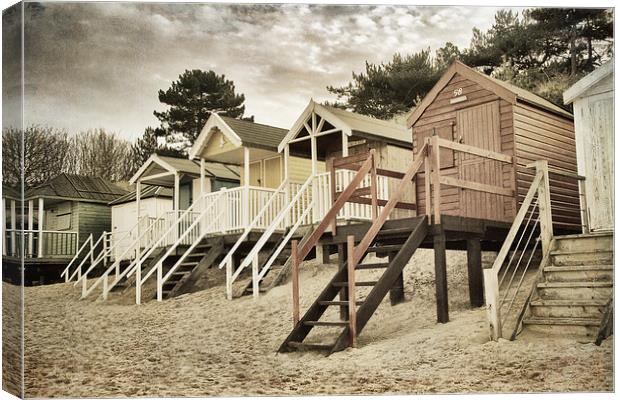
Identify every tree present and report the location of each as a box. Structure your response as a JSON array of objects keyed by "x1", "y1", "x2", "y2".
[
  {"x1": 129, "y1": 127, "x2": 160, "y2": 172},
  {"x1": 153, "y1": 69, "x2": 252, "y2": 151},
  {"x1": 2, "y1": 126, "x2": 72, "y2": 188}
]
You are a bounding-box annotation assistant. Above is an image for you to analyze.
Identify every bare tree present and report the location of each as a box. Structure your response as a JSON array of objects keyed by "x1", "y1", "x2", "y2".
[{"x1": 2, "y1": 126, "x2": 71, "y2": 188}]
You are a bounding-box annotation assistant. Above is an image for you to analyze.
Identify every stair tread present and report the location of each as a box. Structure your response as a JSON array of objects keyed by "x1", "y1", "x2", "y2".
[
  {"x1": 367, "y1": 245, "x2": 402, "y2": 253},
  {"x1": 538, "y1": 281, "x2": 612, "y2": 288},
  {"x1": 377, "y1": 227, "x2": 413, "y2": 236},
  {"x1": 530, "y1": 299, "x2": 608, "y2": 306},
  {"x1": 303, "y1": 321, "x2": 349, "y2": 327},
  {"x1": 523, "y1": 316, "x2": 601, "y2": 326},
  {"x1": 356, "y1": 262, "x2": 389, "y2": 270},
  {"x1": 287, "y1": 341, "x2": 333, "y2": 351},
  {"x1": 318, "y1": 300, "x2": 364, "y2": 306},
  {"x1": 179, "y1": 262, "x2": 198, "y2": 267},
  {"x1": 550, "y1": 249, "x2": 612, "y2": 255},
  {"x1": 545, "y1": 265, "x2": 613, "y2": 271},
  {"x1": 333, "y1": 281, "x2": 378, "y2": 287}
]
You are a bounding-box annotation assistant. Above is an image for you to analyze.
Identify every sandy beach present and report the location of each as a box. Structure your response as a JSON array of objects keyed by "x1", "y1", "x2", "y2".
[{"x1": 4, "y1": 248, "x2": 614, "y2": 397}]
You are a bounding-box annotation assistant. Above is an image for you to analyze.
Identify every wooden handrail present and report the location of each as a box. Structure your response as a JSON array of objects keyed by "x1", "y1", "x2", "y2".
[{"x1": 435, "y1": 137, "x2": 513, "y2": 163}]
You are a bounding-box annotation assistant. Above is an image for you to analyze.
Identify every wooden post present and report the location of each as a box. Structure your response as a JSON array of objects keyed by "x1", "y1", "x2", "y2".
[
  {"x1": 327, "y1": 157, "x2": 337, "y2": 235},
  {"x1": 310, "y1": 135, "x2": 318, "y2": 221},
  {"x1": 10, "y1": 200, "x2": 16, "y2": 256},
  {"x1": 370, "y1": 150, "x2": 378, "y2": 220},
  {"x1": 433, "y1": 226, "x2": 449, "y2": 323},
  {"x1": 347, "y1": 235, "x2": 357, "y2": 347},
  {"x1": 252, "y1": 255, "x2": 259, "y2": 299},
  {"x1": 483, "y1": 268, "x2": 502, "y2": 340},
  {"x1": 226, "y1": 258, "x2": 233, "y2": 300},
  {"x1": 284, "y1": 146, "x2": 291, "y2": 227},
  {"x1": 341, "y1": 131, "x2": 349, "y2": 157},
  {"x1": 2, "y1": 198, "x2": 6, "y2": 256},
  {"x1": 431, "y1": 135, "x2": 441, "y2": 225},
  {"x1": 243, "y1": 147, "x2": 250, "y2": 227},
  {"x1": 338, "y1": 243, "x2": 348, "y2": 321},
  {"x1": 466, "y1": 238, "x2": 484, "y2": 308},
  {"x1": 424, "y1": 141, "x2": 431, "y2": 224},
  {"x1": 37, "y1": 198, "x2": 44, "y2": 257},
  {"x1": 291, "y1": 240, "x2": 300, "y2": 327},
  {"x1": 389, "y1": 252, "x2": 405, "y2": 305},
  {"x1": 321, "y1": 244, "x2": 331, "y2": 264},
  {"x1": 200, "y1": 158, "x2": 206, "y2": 196},
  {"x1": 27, "y1": 200, "x2": 33, "y2": 256},
  {"x1": 535, "y1": 161, "x2": 554, "y2": 255},
  {"x1": 135, "y1": 181, "x2": 142, "y2": 305}
]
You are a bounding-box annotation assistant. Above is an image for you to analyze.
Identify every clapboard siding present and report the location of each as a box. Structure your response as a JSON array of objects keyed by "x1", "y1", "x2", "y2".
[
  {"x1": 513, "y1": 103, "x2": 580, "y2": 228},
  {"x1": 412, "y1": 73, "x2": 515, "y2": 221},
  {"x1": 76, "y1": 202, "x2": 112, "y2": 244}
]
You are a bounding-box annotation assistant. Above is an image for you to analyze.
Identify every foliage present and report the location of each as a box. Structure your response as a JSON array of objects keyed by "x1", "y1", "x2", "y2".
[{"x1": 153, "y1": 69, "x2": 252, "y2": 151}]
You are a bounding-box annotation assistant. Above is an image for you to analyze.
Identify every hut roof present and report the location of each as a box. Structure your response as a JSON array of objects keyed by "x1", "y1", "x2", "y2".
[
  {"x1": 129, "y1": 154, "x2": 240, "y2": 185},
  {"x1": 407, "y1": 60, "x2": 573, "y2": 128},
  {"x1": 108, "y1": 185, "x2": 172, "y2": 206},
  {"x1": 2, "y1": 184, "x2": 20, "y2": 201},
  {"x1": 563, "y1": 59, "x2": 614, "y2": 104},
  {"x1": 25, "y1": 174, "x2": 128, "y2": 203}
]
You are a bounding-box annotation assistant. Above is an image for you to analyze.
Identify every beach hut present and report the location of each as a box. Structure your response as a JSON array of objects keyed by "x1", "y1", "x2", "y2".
[
  {"x1": 563, "y1": 59, "x2": 614, "y2": 232},
  {"x1": 2, "y1": 184, "x2": 21, "y2": 259},
  {"x1": 407, "y1": 60, "x2": 582, "y2": 230}
]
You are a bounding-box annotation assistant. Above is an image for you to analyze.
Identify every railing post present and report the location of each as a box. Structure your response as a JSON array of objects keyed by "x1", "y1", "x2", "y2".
[
  {"x1": 347, "y1": 235, "x2": 357, "y2": 348},
  {"x1": 328, "y1": 158, "x2": 337, "y2": 235},
  {"x1": 156, "y1": 262, "x2": 162, "y2": 302},
  {"x1": 37, "y1": 198, "x2": 44, "y2": 257},
  {"x1": 252, "y1": 255, "x2": 259, "y2": 299},
  {"x1": 226, "y1": 258, "x2": 233, "y2": 300},
  {"x1": 291, "y1": 240, "x2": 300, "y2": 327},
  {"x1": 370, "y1": 150, "x2": 378, "y2": 220},
  {"x1": 535, "y1": 160, "x2": 554, "y2": 255},
  {"x1": 431, "y1": 135, "x2": 441, "y2": 225},
  {"x1": 424, "y1": 139, "x2": 432, "y2": 224},
  {"x1": 82, "y1": 274, "x2": 88, "y2": 299},
  {"x1": 102, "y1": 274, "x2": 108, "y2": 301},
  {"x1": 483, "y1": 268, "x2": 502, "y2": 340}
]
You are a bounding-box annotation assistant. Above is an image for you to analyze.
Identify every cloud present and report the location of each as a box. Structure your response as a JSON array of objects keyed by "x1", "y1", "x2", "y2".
[{"x1": 4, "y1": 3, "x2": 510, "y2": 139}]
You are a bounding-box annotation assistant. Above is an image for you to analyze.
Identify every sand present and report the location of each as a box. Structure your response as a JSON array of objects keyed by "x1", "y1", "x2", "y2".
[{"x1": 3, "y1": 248, "x2": 614, "y2": 397}]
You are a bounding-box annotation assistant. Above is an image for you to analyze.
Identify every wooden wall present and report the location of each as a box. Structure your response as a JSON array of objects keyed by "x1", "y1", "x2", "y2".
[
  {"x1": 76, "y1": 202, "x2": 112, "y2": 244},
  {"x1": 411, "y1": 73, "x2": 515, "y2": 222},
  {"x1": 513, "y1": 103, "x2": 581, "y2": 229}
]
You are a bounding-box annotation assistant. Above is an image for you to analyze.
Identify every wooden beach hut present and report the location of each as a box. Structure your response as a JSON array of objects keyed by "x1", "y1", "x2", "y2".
[{"x1": 564, "y1": 59, "x2": 614, "y2": 232}]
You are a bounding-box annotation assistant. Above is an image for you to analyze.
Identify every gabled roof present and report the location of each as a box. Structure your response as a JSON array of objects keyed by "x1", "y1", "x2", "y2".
[
  {"x1": 278, "y1": 100, "x2": 411, "y2": 152},
  {"x1": 2, "y1": 184, "x2": 20, "y2": 201},
  {"x1": 564, "y1": 59, "x2": 614, "y2": 104},
  {"x1": 25, "y1": 174, "x2": 128, "y2": 203},
  {"x1": 108, "y1": 185, "x2": 172, "y2": 206},
  {"x1": 129, "y1": 154, "x2": 239, "y2": 185},
  {"x1": 189, "y1": 113, "x2": 288, "y2": 159},
  {"x1": 407, "y1": 60, "x2": 573, "y2": 128}
]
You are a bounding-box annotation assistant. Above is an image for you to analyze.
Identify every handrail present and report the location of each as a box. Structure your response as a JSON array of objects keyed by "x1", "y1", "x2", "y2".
[
  {"x1": 156, "y1": 204, "x2": 224, "y2": 301},
  {"x1": 218, "y1": 179, "x2": 289, "y2": 269},
  {"x1": 135, "y1": 190, "x2": 225, "y2": 304},
  {"x1": 68, "y1": 233, "x2": 105, "y2": 282},
  {"x1": 61, "y1": 234, "x2": 92, "y2": 281}
]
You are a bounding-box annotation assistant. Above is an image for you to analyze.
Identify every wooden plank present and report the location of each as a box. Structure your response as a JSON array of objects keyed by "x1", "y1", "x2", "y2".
[
  {"x1": 466, "y1": 238, "x2": 484, "y2": 308},
  {"x1": 370, "y1": 152, "x2": 378, "y2": 220},
  {"x1": 432, "y1": 136, "x2": 441, "y2": 224},
  {"x1": 333, "y1": 152, "x2": 371, "y2": 168},
  {"x1": 439, "y1": 176, "x2": 514, "y2": 197},
  {"x1": 335, "y1": 186, "x2": 371, "y2": 198},
  {"x1": 338, "y1": 243, "x2": 347, "y2": 321},
  {"x1": 436, "y1": 137, "x2": 512, "y2": 163},
  {"x1": 346, "y1": 196, "x2": 416, "y2": 210},
  {"x1": 347, "y1": 236, "x2": 357, "y2": 348},
  {"x1": 388, "y1": 251, "x2": 405, "y2": 305}
]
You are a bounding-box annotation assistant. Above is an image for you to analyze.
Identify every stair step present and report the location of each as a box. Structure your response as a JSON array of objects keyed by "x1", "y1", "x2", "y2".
[
  {"x1": 186, "y1": 253, "x2": 207, "y2": 258},
  {"x1": 530, "y1": 299, "x2": 608, "y2": 307},
  {"x1": 367, "y1": 245, "x2": 401, "y2": 253},
  {"x1": 550, "y1": 249, "x2": 612, "y2": 256},
  {"x1": 332, "y1": 281, "x2": 377, "y2": 287},
  {"x1": 377, "y1": 227, "x2": 413, "y2": 237},
  {"x1": 170, "y1": 270, "x2": 189, "y2": 276},
  {"x1": 523, "y1": 317, "x2": 601, "y2": 327},
  {"x1": 544, "y1": 265, "x2": 613, "y2": 272},
  {"x1": 287, "y1": 341, "x2": 333, "y2": 352},
  {"x1": 318, "y1": 300, "x2": 364, "y2": 306},
  {"x1": 179, "y1": 262, "x2": 197, "y2": 267},
  {"x1": 356, "y1": 262, "x2": 389, "y2": 270},
  {"x1": 537, "y1": 281, "x2": 612, "y2": 288},
  {"x1": 303, "y1": 321, "x2": 349, "y2": 327}
]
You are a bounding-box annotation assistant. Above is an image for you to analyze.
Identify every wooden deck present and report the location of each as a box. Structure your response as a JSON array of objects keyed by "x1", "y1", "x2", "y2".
[{"x1": 2, "y1": 255, "x2": 73, "y2": 285}]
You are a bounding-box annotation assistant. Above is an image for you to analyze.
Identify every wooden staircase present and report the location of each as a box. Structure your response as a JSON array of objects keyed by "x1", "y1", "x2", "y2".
[
  {"x1": 279, "y1": 216, "x2": 427, "y2": 354},
  {"x1": 519, "y1": 232, "x2": 613, "y2": 339}
]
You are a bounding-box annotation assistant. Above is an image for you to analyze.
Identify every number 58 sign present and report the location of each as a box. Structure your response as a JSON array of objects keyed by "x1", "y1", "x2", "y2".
[{"x1": 453, "y1": 87, "x2": 463, "y2": 97}]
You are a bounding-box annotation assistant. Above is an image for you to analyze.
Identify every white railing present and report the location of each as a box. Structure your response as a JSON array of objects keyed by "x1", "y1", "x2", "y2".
[
  {"x1": 61, "y1": 234, "x2": 93, "y2": 282},
  {"x1": 5, "y1": 229, "x2": 79, "y2": 258},
  {"x1": 154, "y1": 197, "x2": 224, "y2": 301},
  {"x1": 65, "y1": 232, "x2": 113, "y2": 283}
]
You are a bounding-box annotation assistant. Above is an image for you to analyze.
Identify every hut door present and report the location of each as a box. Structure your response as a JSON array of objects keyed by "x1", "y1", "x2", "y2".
[{"x1": 457, "y1": 101, "x2": 504, "y2": 221}]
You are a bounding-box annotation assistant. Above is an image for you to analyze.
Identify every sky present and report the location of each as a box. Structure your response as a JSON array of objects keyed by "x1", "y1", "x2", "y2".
[{"x1": 3, "y1": 2, "x2": 511, "y2": 141}]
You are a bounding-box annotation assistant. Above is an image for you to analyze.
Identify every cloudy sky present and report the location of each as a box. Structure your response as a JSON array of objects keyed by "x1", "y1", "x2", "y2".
[{"x1": 3, "y1": 2, "x2": 513, "y2": 140}]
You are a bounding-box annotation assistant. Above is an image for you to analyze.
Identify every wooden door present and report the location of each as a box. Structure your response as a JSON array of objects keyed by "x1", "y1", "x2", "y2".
[
  {"x1": 249, "y1": 161, "x2": 262, "y2": 187},
  {"x1": 457, "y1": 101, "x2": 504, "y2": 221},
  {"x1": 263, "y1": 156, "x2": 282, "y2": 188}
]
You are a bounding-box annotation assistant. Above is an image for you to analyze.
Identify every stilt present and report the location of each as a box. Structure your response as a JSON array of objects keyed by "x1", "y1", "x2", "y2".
[
  {"x1": 389, "y1": 252, "x2": 405, "y2": 305},
  {"x1": 321, "y1": 244, "x2": 331, "y2": 264},
  {"x1": 433, "y1": 226, "x2": 449, "y2": 323},
  {"x1": 466, "y1": 237, "x2": 484, "y2": 307},
  {"x1": 337, "y1": 243, "x2": 348, "y2": 321}
]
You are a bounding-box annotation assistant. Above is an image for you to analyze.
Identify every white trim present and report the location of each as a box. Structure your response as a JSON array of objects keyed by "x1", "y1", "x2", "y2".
[
  {"x1": 277, "y1": 99, "x2": 352, "y2": 153},
  {"x1": 188, "y1": 113, "x2": 243, "y2": 159},
  {"x1": 129, "y1": 154, "x2": 179, "y2": 185},
  {"x1": 564, "y1": 59, "x2": 614, "y2": 104}
]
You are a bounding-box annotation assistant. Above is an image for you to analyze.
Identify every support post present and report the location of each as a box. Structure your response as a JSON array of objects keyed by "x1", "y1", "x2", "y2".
[
  {"x1": 226, "y1": 258, "x2": 233, "y2": 300},
  {"x1": 135, "y1": 181, "x2": 142, "y2": 305},
  {"x1": 466, "y1": 238, "x2": 484, "y2": 308},
  {"x1": 433, "y1": 226, "x2": 449, "y2": 323},
  {"x1": 483, "y1": 268, "x2": 502, "y2": 340},
  {"x1": 27, "y1": 200, "x2": 33, "y2": 256},
  {"x1": 310, "y1": 135, "x2": 318, "y2": 221},
  {"x1": 341, "y1": 131, "x2": 349, "y2": 157},
  {"x1": 284, "y1": 146, "x2": 291, "y2": 227},
  {"x1": 424, "y1": 141, "x2": 432, "y2": 224},
  {"x1": 338, "y1": 243, "x2": 348, "y2": 320},
  {"x1": 370, "y1": 150, "x2": 378, "y2": 220},
  {"x1": 347, "y1": 235, "x2": 357, "y2": 348},
  {"x1": 431, "y1": 135, "x2": 441, "y2": 225},
  {"x1": 327, "y1": 157, "x2": 337, "y2": 235},
  {"x1": 37, "y1": 198, "x2": 44, "y2": 257},
  {"x1": 291, "y1": 240, "x2": 300, "y2": 327},
  {"x1": 2, "y1": 198, "x2": 6, "y2": 256},
  {"x1": 315, "y1": 244, "x2": 324, "y2": 264},
  {"x1": 10, "y1": 200, "x2": 16, "y2": 256},
  {"x1": 321, "y1": 244, "x2": 331, "y2": 264},
  {"x1": 243, "y1": 147, "x2": 250, "y2": 227},
  {"x1": 535, "y1": 160, "x2": 554, "y2": 255},
  {"x1": 252, "y1": 255, "x2": 259, "y2": 299},
  {"x1": 389, "y1": 252, "x2": 405, "y2": 305},
  {"x1": 200, "y1": 158, "x2": 206, "y2": 196}
]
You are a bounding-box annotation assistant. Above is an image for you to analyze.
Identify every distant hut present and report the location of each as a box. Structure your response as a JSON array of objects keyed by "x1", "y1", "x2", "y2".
[{"x1": 563, "y1": 59, "x2": 614, "y2": 232}]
